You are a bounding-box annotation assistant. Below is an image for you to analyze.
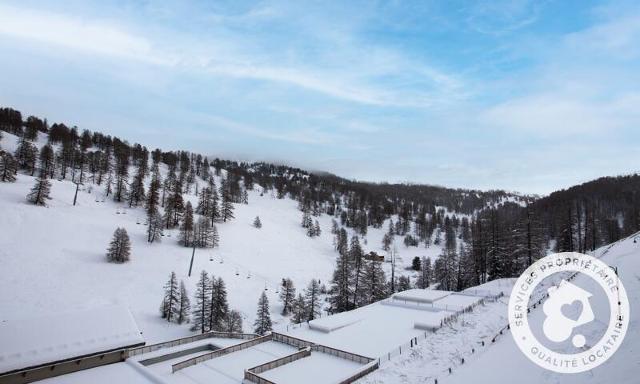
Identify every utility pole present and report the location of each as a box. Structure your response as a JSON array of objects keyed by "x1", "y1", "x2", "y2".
[
  {"x1": 73, "y1": 181, "x2": 83, "y2": 206},
  {"x1": 188, "y1": 240, "x2": 196, "y2": 277},
  {"x1": 390, "y1": 246, "x2": 397, "y2": 293}
]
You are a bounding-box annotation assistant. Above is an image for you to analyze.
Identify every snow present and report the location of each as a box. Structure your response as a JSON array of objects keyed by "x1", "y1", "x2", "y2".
[
  {"x1": 284, "y1": 300, "x2": 455, "y2": 358},
  {"x1": 392, "y1": 289, "x2": 452, "y2": 303},
  {"x1": 439, "y1": 236, "x2": 640, "y2": 384},
  {"x1": 5, "y1": 131, "x2": 637, "y2": 384},
  {"x1": 0, "y1": 132, "x2": 429, "y2": 348},
  {"x1": 387, "y1": 289, "x2": 484, "y2": 313},
  {"x1": 171, "y1": 341, "x2": 296, "y2": 384},
  {"x1": 463, "y1": 278, "x2": 516, "y2": 297},
  {"x1": 359, "y1": 234, "x2": 640, "y2": 384},
  {"x1": 42, "y1": 339, "x2": 300, "y2": 384},
  {"x1": 308, "y1": 316, "x2": 364, "y2": 333},
  {"x1": 130, "y1": 337, "x2": 243, "y2": 366},
  {"x1": 260, "y1": 351, "x2": 363, "y2": 384},
  {"x1": 0, "y1": 305, "x2": 143, "y2": 373},
  {"x1": 432, "y1": 293, "x2": 483, "y2": 311}
]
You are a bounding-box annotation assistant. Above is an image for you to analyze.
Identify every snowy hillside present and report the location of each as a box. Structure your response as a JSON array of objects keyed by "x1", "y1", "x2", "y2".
[
  {"x1": 359, "y1": 233, "x2": 640, "y2": 384},
  {"x1": 0, "y1": 131, "x2": 442, "y2": 344},
  {"x1": 3, "y1": 127, "x2": 639, "y2": 384}
]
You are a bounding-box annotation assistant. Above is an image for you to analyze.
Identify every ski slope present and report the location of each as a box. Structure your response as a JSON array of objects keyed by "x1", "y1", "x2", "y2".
[{"x1": 0, "y1": 131, "x2": 441, "y2": 347}]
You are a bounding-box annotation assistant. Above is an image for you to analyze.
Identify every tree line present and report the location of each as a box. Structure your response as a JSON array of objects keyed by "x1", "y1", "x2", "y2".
[{"x1": 3, "y1": 105, "x2": 640, "y2": 316}]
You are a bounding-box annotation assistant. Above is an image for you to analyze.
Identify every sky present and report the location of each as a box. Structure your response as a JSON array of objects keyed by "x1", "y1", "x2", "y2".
[{"x1": 0, "y1": 0, "x2": 639, "y2": 195}]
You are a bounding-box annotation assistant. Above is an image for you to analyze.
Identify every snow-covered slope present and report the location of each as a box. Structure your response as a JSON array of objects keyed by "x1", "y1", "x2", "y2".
[
  {"x1": 359, "y1": 234, "x2": 640, "y2": 384},
  {"x1": 0, "y1": 132, "x2": 441, "y2": 346}
]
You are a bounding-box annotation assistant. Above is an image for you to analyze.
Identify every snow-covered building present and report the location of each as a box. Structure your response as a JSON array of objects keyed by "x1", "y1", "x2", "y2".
[
  {"x1": 0, "y1": 305, "x2": 144, "y2": 383},
  {"x1": 284, "y1": 288, "x2": 489, "y2": 359}
]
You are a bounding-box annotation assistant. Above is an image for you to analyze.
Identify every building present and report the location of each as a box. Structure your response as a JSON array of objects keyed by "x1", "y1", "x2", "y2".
[
  {"x1": 364, "y1": 251, "x2": 385, "y2": 262},
  {"x1": 0, "y1": 305, "x2": 144, "y2": 384}
]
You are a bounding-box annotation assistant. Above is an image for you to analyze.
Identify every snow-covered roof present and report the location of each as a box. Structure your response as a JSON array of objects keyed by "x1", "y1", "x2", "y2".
[
  {"x1": 285, "y1": 299, "x2": 455, "y2": 357},
  {"x1": 392, "y1": 289, "x2": 452, "y2": 304},
  {"x1": 0, "y1": 305, "x2": 144, "y2": 373}
]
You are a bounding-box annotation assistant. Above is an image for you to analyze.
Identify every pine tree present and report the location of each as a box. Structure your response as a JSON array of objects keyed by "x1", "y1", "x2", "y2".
[
  {"x1": 219, "y1": 179, "x2": 235, "y2": 222},
  {"x1": 211, "y1": 224, "x2": 220, "y2": 248},
  {"x1": 195, "y1": 217, "x2": 218, "y2": 248},
  {"x1": 328, "y1": 240, "x2": 353, "y2": 313},
  {"x1": 225, "y1": 310, "x2": 243, "y2": 333},
  {"x1": 457, "y1": 243, "x2": 475, "y2": 290},
  {"x1": 412, "y1": 256, "x2": 421, "y2": 271},
  {"x1": 146, "y1": 174, "x2": 162, "y2": 243},
  {"x1": 387, "y1": 220, "x2": 395, "y2": 236},
  {"x1": 397, "y1": 275, "x2": 412, "y2": 291},
  {"x1": 104, "y1": 167, "x2": 114, "y2": 197},
  {"x1": 14, "y1": 137, "x2": 37, "y2": 175},
  {"x1": 382, "y1": 232, "x2": 392, "y2": 251},
  {"x1": 177, "y1": 281, "x2": 191, "y2": 324},
  {"x1": 221, "y1": 193, "x2": 234, "y2": 222},
  {"x1": 253, "y1": 216, "x2": 262, "y2": 229},
  {"x1": 331, "y1": 219, "x2": 339, "y2": 234},
  {"x1": 128, "y1": 162, "x2": 146, "y2": 207},
  {"x1": 279, "y1": 278, "x2": 296, "y2": 315},
  {"x1": 196, "y1": 187, "x2": 212, "y2": 216},
  {"x1": 0, "y1": 152, "x2": 18, "y2": 182},
  {"x1": 305, "y1": 279, "x2": 322, "y2": 321},
  {"x1": 209, "y1": 277, "x2": 229, "y2": 331},
  {"x1": 26, "y1": 172, "x2": 52, "y2": 205},
  {"x1": 161, "y1": 168, "x2": 175, "y2": 208},
  {"x1": 335, "y1": 228, "x2": 348, "y2": 255},
  {"x1": 417, "y1": 257, "x2": 432, "y2": 289},
  {"x1": 147, "y1": 212, "x2": 164, "y2": 244},
  {"x1": 301, "y1": 210, "x2": 312, "y2": 230},
  {"x1": 207, "y1": 180, "x2": 220, "y2": 225},
  {"x1": 292, "y1": 293, "x2": 307, "y2": 324},
  {"x1": 362, "y1": 259, "x2": 387, "y2": 304},
  {"x1": 434, "y1": 247, "x2": 458, "y2": 291},
  {"x1": 179, "y1": 202, "x2": 195, "y2": 247},
  {"x1": 39, "y1": 144, "x2": 55, "y2": 179},
  {"x1": 106, "y1": 227, "x2": 131, "y2": 263},
  {"x1": 113, "y1": 152, "x2": 129, "y2": 202},
  {"x1": 313, "y1": 220, "x2": 321, "y2": 236},
  {"x1": 349, "y1": 236, "x2": 365, "y2": 308},
  {"x1": 306, "y1": 222, "x2": 316, "y2": 237},
  {"x1": 96, "y1": 147, "x2": 111, "y2": 185},
  {"x1": 192, "y1": 271, "x2": 211, "y2": 333},
  {"x1": 164, "y1": 179, "x2": 185, "y2": 228},
  {"x1": 160, "y1": 272, "x2": 180, "y2": 322},
  {"x1": 253, "y1": 291, "x2": 272, "y2": 335}
]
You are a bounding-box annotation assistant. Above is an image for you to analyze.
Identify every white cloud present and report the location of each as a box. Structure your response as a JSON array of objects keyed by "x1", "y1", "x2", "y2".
[
  {"x1": 0, "y1": 4, "x2": 170, "y2": 64},
  {"x1": 480, "y1": 92, "x2": 640, "y2": 136},
  {"x1": 0, "y1": 3, "x2": 466, "y2": 108},
  {"x1": 196, "y1": 113, "x2": 338, "y2": 145},
  {"x1": 464, "y1": 0, "x2": 544, "y2": 36},
  {"x1": 564, "y1": 13, "x2": 640, "y2": 59}
]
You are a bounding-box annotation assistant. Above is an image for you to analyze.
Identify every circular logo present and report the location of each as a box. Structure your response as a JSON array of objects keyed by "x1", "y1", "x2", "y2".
[{"x1": 508, "y1": 252, "x2": 629, "y2": 373}]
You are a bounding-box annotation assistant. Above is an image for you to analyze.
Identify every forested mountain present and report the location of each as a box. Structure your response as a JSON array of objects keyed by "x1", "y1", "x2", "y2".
[{"x1": 1, "y1": 105, "x2": 639, "y2": 308}]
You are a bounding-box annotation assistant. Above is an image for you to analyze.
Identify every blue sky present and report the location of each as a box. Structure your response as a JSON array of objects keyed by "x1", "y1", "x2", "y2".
[{"x1": 0, "y1": 0, "x2": 639, "y2": 194}]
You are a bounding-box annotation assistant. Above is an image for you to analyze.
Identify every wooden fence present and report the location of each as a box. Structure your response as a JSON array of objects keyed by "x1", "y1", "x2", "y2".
[
  {"x1": 171, "y1": 334, "x2": 270, "y2": 373},
  {"x1": 125, "y1": 331, "x2": 256, "y2": 358}
]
